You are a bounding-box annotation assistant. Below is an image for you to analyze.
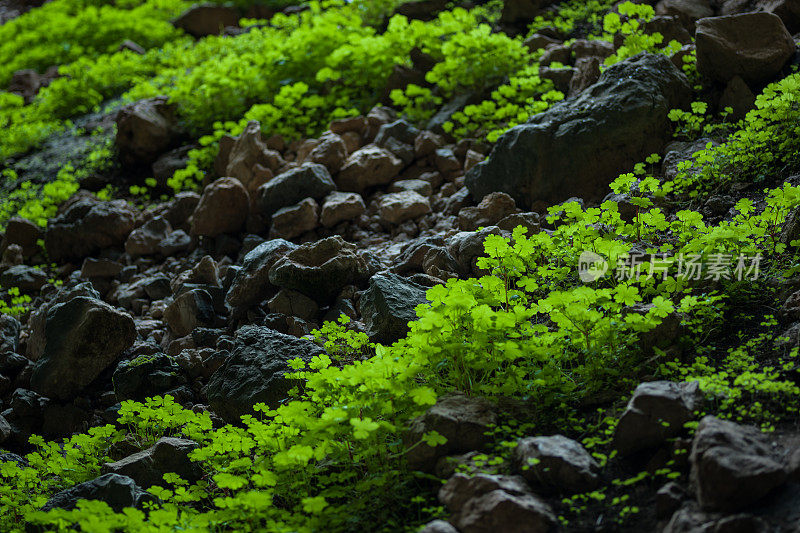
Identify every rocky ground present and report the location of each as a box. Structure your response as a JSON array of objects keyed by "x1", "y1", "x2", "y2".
[{"x1": 3, "y1": 0, "x2": 800, "y2": 531}]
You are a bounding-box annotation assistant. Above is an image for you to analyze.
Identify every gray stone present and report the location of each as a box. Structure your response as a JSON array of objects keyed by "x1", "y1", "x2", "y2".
[
  {"x1": 690, "y1": 416, "x2": 787, "y2": 511},
  {"x1": 45, "y1": 199, "x2": 138, "y2": 262},
  {"x1": 126, "y1": 216, "x2": 172, "y2": 256},
  {"x1": 257, "y1": 163, "x2": 335, "y2": 218},
  {"x1": 268, "y1": 236, "x2": 369, "y2": 303},
  {"x1": 191, "y1": 177, "x2": 250, "y2": 237},
  {"x1": 378, "y1": 191, "x2": 431, "y2": 224},
  {"x1": 359, "y1": 272, "x2": 428, "y2": 344},
  {"x1": 0, "y1": 265, "x2": 48, "y2": 293},
  {"x1": 336, "y1": 146, "x2": 404, "y2": 193},
  {"x1": 30, "y1": 297, "x2": 136, "y2": 399},
  {"x1": 225, "y1": 239, "x2": 297, "y2": 312},
  {"x1": 695, "y1": 13, "x2": 796, "y2": 86},
  {"x1": 172, "y1": 3, "x2": 240, "y2": 37},
  {"x1": 439, "y1": 473, "x2": 532, "y2": 512},
  {"x1": 164, "y1": 289, "x2": 216, "y2": 337},
  {"x1": 269, "y1": 198, "x2": 318, "y2": 240},
  {"x1": 465, "y1": 53, "x2": 690, "y2": 207},
  {"x1": 115, "y1": 96, "x2": 179, "y2": 165},
  {"x1": 113, "y1": 352, "x2": 187, "y2": 402},
  {"x1": 41, "y1": 474, "x2": 151, "y2": 513},
  {"x1": 452, "y1": 490, "x2": 557, "y2": 533},
  {"x1": 613, "y1": 381, "x2": 702, "y2": 456},
  {"x1": 102, "y1": 437, "x2": 200, "y2": 488},
  {"x1": 513, "y1": 434, "x2": 601, "y2": 493},
  {"x1": 205, "y1": 326, "x2": 324, "y2": 422},
  {"x1": 320, "y1": 191, "x2": 366, "y2": 228}
]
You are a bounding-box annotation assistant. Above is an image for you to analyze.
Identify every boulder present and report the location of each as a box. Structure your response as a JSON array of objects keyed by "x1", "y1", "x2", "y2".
[
  {"x1": 453, "y1": 490, "x2": 557, "y2": 533},
  {"x1": 191, "y1": 177, "x2": 250, "y2": 237},
  {"x1": 257, "y1": 163, "x2": 336, "y2": 218},
  {"x1": 125, "y1": 216, "x2": 172, "y2": 256},
  {"x1": 268, "y1": 236, "x2": 369, "y2": 303},
  {"x1": 695, "y1": 13, "x2": 796, "y2": 86},
  {"x1": 500, "y1": 0, "x2": 557, "y2": 24},
  {"x1": 656, "y1": 0, "x2": 714, "y2": 27},
  {"x1": 45, "y1": 199, "x2": 138, "y2": 262},
  {"x1": 378, "y1": 191, "x2": 431, "y2": 225},
  {"x1": 269, "y1": 198, "x2": 319, "y2": 240},
  {"x1": 465, "y1": 53, "x2": 691, "y2": 207},
  {"x1": 205, "y1": 326, "x2": 324, "y2": 422},
  {"x1": 458, "y1": 192, "x2": 519, "y2": 231},
  {"x1": 762, "y1": 0, "x2": 800, "y2": 33},
  {"x1": 613, "y1": 381, "x2": 702, "y2": 456},
  {"x1": 115, "y1": 96, "x2": 180, "y2": 165},
  {"x1": 406, "y1": 394, "x2": 497, "y2": 472},
  {"x1": 336, "y1": 146, "x2": 404, "y2": 193},
  {"x1": 102, "y1": 437, "x2": 200, "y2": 488},
  {"x1": 390, "y1": 179, "x2": 433, "y2": 197},
  {"x1": 226, "y1": 239, "x2": 297, "y2": 313},
  {"x1": 0, "y1": 314, "x2": 20, "y2": 355},
  {"x1": 439, "y1": 473, "x2": 532, "y2": 513},
  {"x1": 173, "y1": 3, "x2": 240, "y2": 37},
  {"x1": 164, "y1": 289, "x2": 216, "y2": 337},
  {"x1": 0, "y1": 265, "x2": 48, "y2": 293},
  {"x1": 267, "y1": 289, "x2": 319, "y2": 321},
  {"x1": 41, "y1": 474, "x2": 151, "y2": 513},
  {"x1": 359, "y1": 272, "x2": 428, "y2": 344},
  {"x1": 690, "y1": 416, "x2": 787, "y2": 511},
  {"x1": 306, "y1": 132, "x2": 348, "y2": 172},
  {"x1": 320, "y1": 191, "x2": 366, "y2": 228},
  {"x1": 513, "y1": 435, "x2": 601, "y2": 493},
  {"x1": 30, "y1": 296, "x2": 136, "y2": 400},
  {"x1": 224, "y1": 121, "x2": 284, "y2": 194},
  {"x1": 113, "y1": 352, "x2": 187, "y2": 401},
  {"x1": 1, "y1": 217, "x2": 41, "y2": 258}
]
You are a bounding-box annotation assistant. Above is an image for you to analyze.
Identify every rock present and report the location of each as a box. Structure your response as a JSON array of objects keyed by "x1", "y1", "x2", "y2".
[
  {"x1": 162, "y1": 192, "x2": 201, "y2": 229},
  {"x1": 763, "y1": 0, "x2": 800, "y2": 33},
  {"x1": 258, "y1": 163, "x2": 336, "y2": 218},
  {"x1": 307, "y1": 132, "x2": 348, "y2": 172},
  {"x1": 320, "y1": 191, "x2": 366, "y2": 228},
  {"x1": 172, "y1": 255, "x2": 220, "y2": 291},
  {"x1": 26, "y1": 283, "x2": 101, "y2": 362},
  {"x1": 570, "y1": 39, "x2": 614, "y2": 61},
  {"x1": 497, "y1": 212, "x2": 541, "y2": 234},
  {"x1": 500, "y1": 0, "x2": 557, "y2": 25},
  {"x1": 191, "y1": 177, "x2": 250, "y2": 237},
  {"x1": 447, "y1": 227, "x2": 502, "y2": 277},
  {"x1": 378, "y1": 191, "x2": 431, "y2": 225},
  {"x1": 269, "y1": 198, "x2": 319, "y2": 240},
  {"x1": 164, "y1": 289, "x2": 216, "y2": 337},
  {"x1": 205, "y1": 326, "x2": 324, "y2": 422},
  {"x1": 644, "y1": 15, "x2": 694, "y2": 45},
  {"x1": 406, "y1": 394, "x2": 497, "y2": 472},
  {"x1": 657, "y1": 481, "x2": 687, "y2": 519},
  {"x1": 102, "y1": 437, "x2": 200, "y2": 488},
  {"x1": 0, "y1": 265, "x2": 48, "y2": 293},
  {"x1": 336, "y1": 146, "x2": 404, "y2": 193},
  {"x1": 695, "y1": 13, "x2": 796, "y2": 86},
  {"x1": 458, "y1": 192, "x2": 519, "y2": 231},
  {"x1": 172, "y1": 3, "x2": 240, "y2": 37},
  {"x1": 0, "y1": 315, "x2": 20, "y2": 354},
  {"x1": 113, "y1": 352, "x2": 187, "y2": 401},
  {"x1": 45, "y1": 199, "x2": 138, "y2": 262},
  {"x1": 414, "y1": 131, "x2": 445, "y2": 159},
  {"x1": 119, "y1": 39, "x2": 146, "y2": 54},
  {"x1": 268, "y1": 236, "x2": 369, "y2": 303},
  {"x1": 360, "y1": 272, "x2": 428, "y2": 344},
  {"x1": 452, "y1": 490, "x2": 557, "y2": 533},
  {"x1": 465, "y1": 53, "x2": 691, "y2": 208},
  {"x1": 719, "y1": 75, "x2": 755, "y2": 120},
  {"x1": 125, "y1": 216, "x2": 172, "y2": 256},
  {"x1": 419, "y1": 520, "x2": 459, "y2": 533},
  {"x1": 330, "y1": 116, "x2": 368, "y2": 136},
  {"x1": 30, "y1": 297, "x2": 136, "y2": 400},
  {"x1": 390, "y1": 179, "x2": 433, "y2": 196},
  {"x1": 226, "y1": 239, "x2": 297, "y2": 312},
  {"x1": 0, "y1": 414, "x2": 10, "y2": 444},
  {"x1": 613, "y1": 381, "x2": 702, "y2": 456},
  {"x1": 158, "y1": 229, "x2": 193, "y2": 256},
  {"x1": 41, "y1": 474, "x2": 151, "y2": 513},
  {"x1": 395, "y1": 0, "x2": 448, "y2": 20},
  {"x1": 439, "y1": 473, "x2": 532, "y2": 513},
  {"x1": 690, "y1": 416, "x2": 787, "y2": 511},
  {"x1": 152, "y1": 145, "x2": 193, "y2": 188},
  {"x1": 115, "y1": 96, "x2": 180, "y2": 165},
  {"x1": 1, "y1": 217, "x2": 41, "y2": 257},
  {"x1": 513, "y1": 435, "x2": 601, "y2": 493},
  {"x1": 568, "y1": 56, "x2": 602, "y2": 97},
  {"x1": 539, "y1": 65, "x2": 575, "y2": 93},
  {"x1": 224, "y1": 121, "x2": 284, "y2": 194},
  {"x1": 81, "y1": 258, "x2": 124, "y2": 279},
  {"x1": 656, "y1": 0, "x2": 714, "y2": 28},
  {"x1": 267, "y1": 289, "x2": 319, "y2": 321},
  {"x1": 375, "y1": 119, "x2": 419, "y2": 147}
]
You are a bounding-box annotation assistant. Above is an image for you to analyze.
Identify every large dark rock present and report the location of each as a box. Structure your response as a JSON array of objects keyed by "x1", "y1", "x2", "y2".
[
  {"x1": 268, "y1": 236, "x2": 369, "y2": 304},
  {"x1": 359, "y1": 272, "x2": 428, "y2": 344},
  {"x1": 115, "y1": 96, "x2": 180, "y2": 165},
  {"x1": 30, "y1": 296, "x2": 136, "y2": 400},
  {"x1": 465, "y1": 53, "x2": 691, "y2": 208},
  {"x1": 41, "y1": 474, "x2": 151, "y2": 513},
  {"x1": 257, "y1": 163, "x2": 336, "y2": 218},
  {"x1": 500, "y1": 0, "x2": 557, "y2": 25},
  {"x1": 172, "y1": 3, "x2": 240, "y2": 37},
  {"x1": 113, "y1": 353, "x2": 187, "y2": 402},
  {"x1": 0, "y1": 315, "x2": 20, "y2": 355},
  {"x1": 695, "y1": 12, "x2": 796, "y2": 86},
  {"x1": 513, "y1": 435, "x2": 601, "y2": 493},
  {"x1": 690, "y1": 416, "x2": 787, "y2": 511},
  {"x1": 226, "y1": 239, "x2": 297, "y2": 313},
  {"x1": 44, "y1": 198, "x2": 138, "y2": 262},
  {"x1": 102, "y1": 437, "x2": 200, "y2": 488},
  {"x1": 205, "y1": 326, "x2": 324, "y2": 423}
]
